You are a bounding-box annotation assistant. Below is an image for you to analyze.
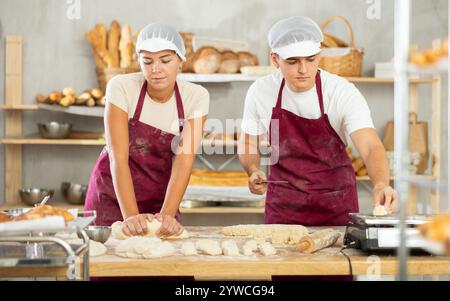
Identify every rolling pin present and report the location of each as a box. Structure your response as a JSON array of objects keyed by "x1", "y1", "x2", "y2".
[{"x1": 296, "y1": 229, "x2": 341, "y2": 253}]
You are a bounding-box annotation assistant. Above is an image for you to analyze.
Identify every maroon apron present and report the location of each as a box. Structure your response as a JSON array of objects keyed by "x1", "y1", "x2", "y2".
[
  {"x1": 84, "y1": 81, "x2": 184, "y2": 226},
  {"x1": 265, "y1": 71, "x2": 358, "y2": 226}
]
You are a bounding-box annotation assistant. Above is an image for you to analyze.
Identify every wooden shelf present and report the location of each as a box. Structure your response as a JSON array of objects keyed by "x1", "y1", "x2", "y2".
[
  {"x1": 0, "y1": 104, "x2": 38, "y2": 110},
  {"x1": 0, "y1": 136, "x2": 105, "y2": 145},
  {"x1": 0, "y1": 203, "x2": 264, "y2": 214},
  {"x1": 0, "y1": 136, "x2": 240, "y2": 147}
]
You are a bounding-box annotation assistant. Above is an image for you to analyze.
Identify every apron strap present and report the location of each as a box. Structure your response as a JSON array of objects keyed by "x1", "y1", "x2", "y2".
[
  {"x1": 133, "y1": 81, "x2": 185, "y2": 133},
  {"x1": 275, "y1": 71, "x2": 324, "y2": 116},
  {"x1": 133, "y1": 81, "x2": 148, "y2": 121},
  {"x1": 315, "y1": 70, "x2": 325, "y2": 116},
  {"x1": 275, "y1": 79, "x2": 286, "y2": 109},
  {"x1": 174, "y1": 82, "x2": 185, "y2": 133}
]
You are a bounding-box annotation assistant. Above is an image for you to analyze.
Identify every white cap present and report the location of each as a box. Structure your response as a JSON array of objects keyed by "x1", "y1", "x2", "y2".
[
  {"x1": 136, "y1": 23, "x2": 186, "y2": 61},
  {"x1": 268, "y1": 16, "x2": 323, "y2": 59}
]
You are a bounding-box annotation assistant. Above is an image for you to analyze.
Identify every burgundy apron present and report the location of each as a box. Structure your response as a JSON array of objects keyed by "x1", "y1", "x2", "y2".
[
  {"x1": 265, "y1": 71, "x2": 358, "y2": 226},
  {"x1": 84, "y1": 81, "x2": 184, "y2": 226}
]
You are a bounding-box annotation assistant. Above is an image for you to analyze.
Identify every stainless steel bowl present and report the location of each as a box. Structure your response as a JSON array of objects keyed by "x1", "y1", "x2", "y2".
[
  {"x1": 79, "y1": 226, "x2": 111, "y2": 243},
  {"x1": 18, "y1": 188, "x2": 54, "y2": 206},
  {"x1": 37, "y1": 121, "x2": 72, "y2": 139},
  {"x1": 61, "y1": 182, "x2": 88, "y2": 205}
]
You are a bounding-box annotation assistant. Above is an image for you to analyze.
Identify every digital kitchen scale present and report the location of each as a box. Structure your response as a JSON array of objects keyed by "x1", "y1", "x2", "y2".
[{"x1": 343, "y1": 213, "x2": 431, "y2": 251}]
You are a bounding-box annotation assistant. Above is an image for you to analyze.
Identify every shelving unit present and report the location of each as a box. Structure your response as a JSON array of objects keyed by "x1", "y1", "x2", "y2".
[
  {"x1": 393, "y1": 0, "x2": 449, "y2": 280},
  {"x1": 1, "y1": 34, "x2": 443, "y2": 214}
]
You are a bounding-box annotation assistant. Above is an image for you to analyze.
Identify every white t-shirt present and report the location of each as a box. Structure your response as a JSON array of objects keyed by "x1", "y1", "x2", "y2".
[
  {"x1": 105, "y1": 72, "x2": 209, "y2": 134},
  {"x1": 241, "y1": 69, "x2": 374, "y2": 144}
]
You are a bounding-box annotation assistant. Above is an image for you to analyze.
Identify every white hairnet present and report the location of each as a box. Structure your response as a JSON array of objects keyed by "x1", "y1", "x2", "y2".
[
  {"x1": 136, "y1": 23, "x2": 186, "y2": 61},
  {"x1": 268, "y1": 16, "x2": 323, "y2": 59}
]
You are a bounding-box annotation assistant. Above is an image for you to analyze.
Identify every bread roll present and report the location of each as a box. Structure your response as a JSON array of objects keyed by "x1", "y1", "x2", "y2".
[
  {"x1": 237, "y1": 51, "x2": 259, "y2": 67},
  {"x1": 60, "y1": 95, "x2": 75, "y2": 107},
  {"x1": 62, "y1": 87, "x2": 76, "y2": 97},
  {"x1": 219, "y1": 50, "x2": 240, "y2": 74},
  {"x1": 90, "y1": 88, "x2": 104, "y2": 100},
  {"x1": 49, "y1": 91, "x2": 62, "y2": 104},
  {"x1": 75, "y1": 92, "x2": 91, "y2": 105},
  {"x1": 86, "y1": 98, "x2": 96, "y2": 107},
  {"x1": 192, "y1": 46, "x2": 222, "y2": 74},
  {"x1": 108, "y1": 20, "x2": 121, "y2": 68},
  {"x1": 95, "y1": 97, "x2": 106, "y2": 107},
  {"x1": 35, "y1": 93, "x2": 48, "y2": 104}
]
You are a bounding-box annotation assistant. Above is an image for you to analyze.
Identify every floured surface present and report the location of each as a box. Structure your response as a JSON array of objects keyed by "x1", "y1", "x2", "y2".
[{"x1": 91, "y1": 226, "x2": 356, "y2": 263}]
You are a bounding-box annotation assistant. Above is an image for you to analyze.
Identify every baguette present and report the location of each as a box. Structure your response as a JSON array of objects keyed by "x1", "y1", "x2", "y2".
[
  {"x1": 119, "y1": 24, "x2": 133, "y2": 68},
  {"x1": 108, "y1": 20, "x2": 121, "y2": 68}
]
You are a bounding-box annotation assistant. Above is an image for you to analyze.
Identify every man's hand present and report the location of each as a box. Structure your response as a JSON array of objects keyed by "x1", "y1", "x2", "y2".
[
  {"x1": 248, "y1": 170, "x2": 268, "y2": 195},
  {"x1": 373, "y1": 184, "x2": 398, "y2": 214},
  {"x1": 122, "y1": 213, "x2": 154, "y2": 236}
]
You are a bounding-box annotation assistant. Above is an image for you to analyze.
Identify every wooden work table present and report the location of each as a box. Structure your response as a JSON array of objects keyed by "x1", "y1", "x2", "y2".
[
  {"x1": 0, "y1": 226, "x2": 449, "y2": 280},
  {"x1": 88, "y1": 226, "x2": 450, "y2": 280}
]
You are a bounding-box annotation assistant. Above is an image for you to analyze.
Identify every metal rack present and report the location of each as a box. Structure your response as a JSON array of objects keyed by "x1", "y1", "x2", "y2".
[
  {"x1": 0, "y1": 210, "x2": 96, "y2": 280},
  {"x1": 394, "y1": 0, "x2": 449, "y2": 280}
]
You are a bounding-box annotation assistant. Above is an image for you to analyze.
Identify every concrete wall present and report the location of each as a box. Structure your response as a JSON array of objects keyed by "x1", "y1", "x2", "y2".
[{"x1": 0, "y1": 0, "x2": 448, "y2": 225}]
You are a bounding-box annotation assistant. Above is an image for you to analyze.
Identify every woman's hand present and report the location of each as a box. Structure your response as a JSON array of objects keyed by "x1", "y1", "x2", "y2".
[
  {"x1": 154, "y1": 213, "x2": 184, "y2": 237},
  {"x1": 121, "y1": 213, "x2": 154, "y2": 236}
]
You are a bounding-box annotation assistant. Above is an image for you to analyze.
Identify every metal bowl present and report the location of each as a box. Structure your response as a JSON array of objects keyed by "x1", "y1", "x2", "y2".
[
  {"x1": 18, "y1": 188, "x2": 54, "y2": 206},
  {"x1": 37, "y1": 121, "x2": 72, "y2": 139},
  {"x1": 79, "y1": 226, "x2": 111, "y2": 243},
  {"x1": 61, "y1": 182, "x2": 88, "y2": 205}
]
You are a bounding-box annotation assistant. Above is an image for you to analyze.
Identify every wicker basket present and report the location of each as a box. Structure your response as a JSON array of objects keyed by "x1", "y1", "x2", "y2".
[
  {"x1": 319, "y1": 16, "x2": 364, "y2": 77},
  {"x1": 96, "y1": 67, "x2": 140, "y2": 93}
]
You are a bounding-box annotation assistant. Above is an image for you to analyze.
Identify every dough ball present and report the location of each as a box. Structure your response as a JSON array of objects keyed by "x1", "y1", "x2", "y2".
[
  {"x1": 373, "y1": 205, "x2": 388, "y2": 216},
  {"x1": 181, "y1": 241, "x2": 198, "y2": 256},
  {"x1": 196, "y1": 239, "x2": 222, "y2": 256},
  {"x1": 89, "y1": 240, "x2": 107, "y2": 257}
]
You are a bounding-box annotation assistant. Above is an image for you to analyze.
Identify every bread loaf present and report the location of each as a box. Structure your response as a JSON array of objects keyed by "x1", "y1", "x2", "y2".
[
  {"x1": 14, "y1": 205, "x2": 75, "y2": 223},
  {"x1": 219, "y1": 50, "x2": 240, "y2": 74},
  {"x1": 108, "y1": 20, "x2": 121, "y2": 68},
  {"x1": 237, "y1": 51, "x2": 259, "y2": 67},
  {"x1": 192, "y1": 46, "x2": 222, "y2": 74},
  {"x1": 119, "y1": 24, "x2": 133, "y2": 68},
  {"x1": 0, "y1": 212, "x2": 12, "y2": 223}
]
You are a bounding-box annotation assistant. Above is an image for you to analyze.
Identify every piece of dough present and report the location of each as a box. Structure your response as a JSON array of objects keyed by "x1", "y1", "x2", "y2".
[
  {"x1": 115, "y1": 236, "x2": 175, "y2": 259},
  {"x1": 259, "y1": 242, "x2": 276, "y2": 256},
  {"x1": 111, "y1": 220, "x2": 189, "y2": 240},
  {"x1": 221, "y1": 240, "x2": 240, "y2": 256},
  {"x1": 373, "y1": 205, "x2": 388, "y2": 216},
  {"x1": 181, "y1": 242, "x2": 198, "y2": 256},
  {"x1": 242, "y1": 240, "x2": 258, "y2": 256},
  {"x1": 222, "y1": 224, "x2": 308, "y2": 245},
  {"x1": 196, "y1": 240, "x2": 222, "y2": 256},
  {"x1": 89, "y1": 240, "x2": 107, "y2": 257}
]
